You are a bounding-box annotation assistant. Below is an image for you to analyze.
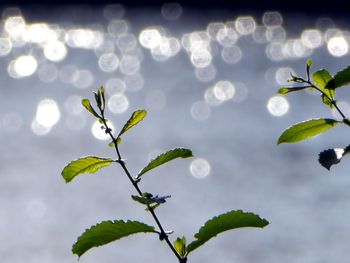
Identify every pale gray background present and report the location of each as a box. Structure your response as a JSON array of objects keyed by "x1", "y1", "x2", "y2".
[{"x1": 1, "y1": 5, "x2": 350, "y2": 263}]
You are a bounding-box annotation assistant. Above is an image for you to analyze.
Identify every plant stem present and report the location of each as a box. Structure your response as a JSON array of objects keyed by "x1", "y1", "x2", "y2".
[
  {"x1": 99, "y1": 112, "x2": 184, "y2": 263},
  {"x1": 303, "y1": 79, "x2": 350, "y2": 125}
]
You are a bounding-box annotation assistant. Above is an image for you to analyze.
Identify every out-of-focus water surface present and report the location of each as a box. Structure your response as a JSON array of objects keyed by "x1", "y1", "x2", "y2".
[{"x1": 1, "y1": 4, "x2": 350, "y2": 263}]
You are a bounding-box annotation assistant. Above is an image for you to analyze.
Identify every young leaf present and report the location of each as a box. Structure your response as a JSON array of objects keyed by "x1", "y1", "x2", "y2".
[
  {"x1": 318, "y1": 146, "x2": 349, "y2": 170},
  {"x1": 277, "y1": 118, "x2": 340, "y2": 144},
  {"x1": 278, "y1": 86, "x2": 310, "y2": 94},
  {"x1": 306, "y1": 59, "x2": 312, "y2": 79},
  {"x1": 186, "y1": 210, "x2": 269, "y2": 254},
  {"x1": 82, "y1": 99, "x2": 101, "y2": 118},
  {"x1": 72, "y1": 220, "x2": 157, "y2": 257},
  {"x1": 321, "y1": 94, "x2": 334, "y2": 108},
  {"x1": 132, "y1": 193, "x2": 171, "y2": 206},
  {"x1": 108, "y1": 137, "x2": 122, "y2": 147},
  {"x1": 138, "y1": 148, "x2": 193, "y2": 177},
  {"x1": 312, "y1": 69, "x2": 335, "y2": 105},
  {"x1": 117, "y1": 110, "x2": 147, "y2": 138},
  {"x1": 306, "y1": 59, "x2": 313, "y2": 68},
  {"x1": 333, "y1": 66, "x2": 350, "y2": 89},
  {"x1": 312, "y1": 69, "x2": 333, "y2": 89},
  {"x1": 99, "y1": 86, "x2": 106, "y2": 110},
  {"x1": 61, "y1": 156, "x2": 114, "y2": 183},
  {"x1": 173, "y1": 236, "x2": 187, "y2": 258}
]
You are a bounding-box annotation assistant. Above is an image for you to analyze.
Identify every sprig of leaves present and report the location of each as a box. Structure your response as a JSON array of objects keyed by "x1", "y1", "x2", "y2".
[
  {"x1": 278, "y1": 60, "x2": 350, "y2": 170},
  {"x1": 61, "y1": 86, "x2": 269, "y2": 262}
]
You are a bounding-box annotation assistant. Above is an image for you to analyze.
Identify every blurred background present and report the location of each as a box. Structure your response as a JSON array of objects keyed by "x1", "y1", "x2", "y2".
[{"x1": 1, "y1": 3, "x2": 350, "y2": 263}]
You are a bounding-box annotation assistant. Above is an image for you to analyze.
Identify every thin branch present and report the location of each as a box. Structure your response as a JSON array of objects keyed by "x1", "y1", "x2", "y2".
[
  {"x1": 99, "y1": 108, "x2": 184, "y2": 262},
  {"x1": 301, "y1": 79, "x2": 349, "y2": 122}
]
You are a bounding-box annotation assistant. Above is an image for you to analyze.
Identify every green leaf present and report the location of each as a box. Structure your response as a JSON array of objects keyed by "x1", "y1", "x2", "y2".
[
  {"x1": 186, "y1": 210, "x2": 269, "y2": 254},
  {"x1": 333, "y1": 66, "x2": 350, "y2": 89},
  {"x1": 278, "y1": 86, "x2": 310, "y2": 94},
  {"x1": 61, "y1": 156, "x2": 114, "y2": 183},
  {"x1": 138, "y1": 148, "x2": 193, "y2": 177},
  {"x1": 306, "y1": 59, "x2": 312, "y2": 79},
  {"x1": 100, "y1": 86, "x2": 106, "y2": 109},
  {"x1": 174, "y1": 236, "x2": 187, "y2": 258},
  {"x1": 108, "y1": 137, "x2": 122, "y2": 147},
  {"x1": 117, "y1": 110, "x2": 147, "y2": 138},
  {"x1": 72, "y1": 220, "x2": 157, "y2": 258},
  {"x1": 82, "y1": 99, "x2": 100, "y2": 118},
  {"x1": 312, "y1": 69, "x2": 334, "y2": 105},
  {"x1": 321, "y1": 94, "x2": 334, "y2": 108},
  {"x1": 278, "y1": 118, "x2": 340, "y2": 144},
  {"x1": 313, "y1": 69, "x2": 333, "y2": 89}
]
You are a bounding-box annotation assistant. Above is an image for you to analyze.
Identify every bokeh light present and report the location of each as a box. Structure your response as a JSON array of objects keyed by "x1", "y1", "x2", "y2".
[
  {"x1": 190, "y1": 101, "x2": 212, "y2": 121},
  {"x1": 25, "y1": 23, "x2": 53, "y2": 44},
  {"x1": 65, "y1": 28, "x2": 103, "y2": 49},
  {"x1": 119, "y1": 55, "x2": 140, "y2": 75},
  {"x1": 59, "y1": 64, "x2": 79, "y2": 84},
  {"x1": 266, "y1": 42, "x2": 285, "y2": 61},
  {"x1": 275, "y1": 67, "x2": 295, "y2": 85},
  {"x1": 267, "y1": 95, "x2": 289, "y2": 117},
  {"x1": 117, "y1": 33, "x2": 137, "y2": 53},
  {"x1": 43, "y1": 41, "x2": 67, "y2": 62},
  {"x1": 216, "y1": 27, "x2": 238, "y2": 47},
  {"x1": 266, "y1": 26, "x2": 286, "y2": 42},
  {"x1": 327, "y1": 36, "x2": 349, "y2": 57},
  {"x1": 37, "y1": 63, "x2": 59, "y2": 83},
  {"x1": 195, "y1": 64, "x2": 217, "y2": 82},
  {"x1": 161, "y1": 3, "x2": 183, "y2": 21},
  {"x1": 98, "y1": 53, "x2": 120, "y2": 72},
  {"x1": 124, "y1": 73, "x2": 144, "y2": 92},
  {"x1": 301, "y1": 29, "x2": 323, "y2": 49},
  {"x1": 190, "y1": 49, "x2": 212, "y2": 68},
  {"x1": 207, "y1": 22, "x2": 225, "y2": 40},
  {"x1": 213, "y1": 80, "x2": 235, "y2": 101},
  {"x1": 1, "y1": 5, "x2": 350, "y2": 263},
  {"x1": 204, "y1": 87, "x2": 223, "y2": 106},
  {"x1": 35, "y1": 99, "x2": 60, "y2": 128},
  {"x1": 139, "y1": 28, "x2": 162, "y2": 49},
  {"x1": 108, "y1": 93, "x2": 129, "y2": 114},
  {"x1": 262, "y1": 11, "x2": 283, "y2": 27},
  {"x1": 221, "y1": 45, "x2": 242, "y2": 64},
  {"x1": 11, "y1": 55, "x2": 38, "y2": 78},
  {"x1": 64, "y1": 95, "x2": 84, "y2": 115},
  {"x1": 108, "y1": 19, "x2": 128, "y2": 37},
  {"x1": 72, "y1": 69, "x2": 94, "y2": 89},
  {"x1": 4, "y1": 16, "x2": 26, "y2": 37},
  {"x1": 31, "y1": 119, "x2": 51, "y2": 136},
  {"x1": 235, "y1": 16, "x2": 256, "y2": 35},
  {"x1": 91, "y1": 120, "x2": 115, "y2": 140},
  {"x1": 253, "y1": 26, "x2": 268, "y2": 44},
  {"x1": 189, "y1": 158, "x2": 211, "y2": 179},
  {"x1": 105, "y1": 78, "x2": 126, "y2": 95},
  {"x1": 0, "y1": 37, "x2": 13, "y2": 56}
]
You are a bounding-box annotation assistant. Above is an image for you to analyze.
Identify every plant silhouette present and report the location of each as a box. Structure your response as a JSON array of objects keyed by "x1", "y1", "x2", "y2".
[{"x1": 278, "y1": 59, "x2": 350, "y2": 170}]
